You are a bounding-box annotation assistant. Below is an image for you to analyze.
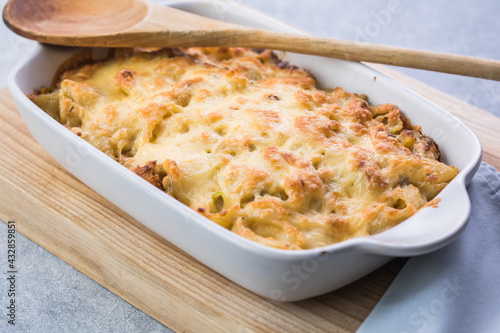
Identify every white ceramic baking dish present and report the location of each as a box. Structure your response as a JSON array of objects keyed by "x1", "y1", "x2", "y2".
[{"x1": 8, "y1": 0, "x2": 482, "y2": 301}]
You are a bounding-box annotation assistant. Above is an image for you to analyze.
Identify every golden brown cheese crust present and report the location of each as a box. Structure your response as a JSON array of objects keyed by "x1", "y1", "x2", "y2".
[{"x1": 30, "y1": 47, "x2": 459, "y2": 250}]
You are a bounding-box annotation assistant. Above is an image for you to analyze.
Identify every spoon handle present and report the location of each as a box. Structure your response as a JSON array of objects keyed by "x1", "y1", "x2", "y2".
[
  {"x1": 119, "y1": 25, "x2": 500, "y2": 81},
  {"x1": 126, "y1": 4, "x2": 500, "y2": 82},
  {"x1": 246, "y1": 32, "x2": 500, "y2": 81}
]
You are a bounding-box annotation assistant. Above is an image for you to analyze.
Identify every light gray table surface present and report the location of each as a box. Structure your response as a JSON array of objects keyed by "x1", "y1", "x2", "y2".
[{"x1": 1, "y1": 0, "x2": 499, "y2": 332}]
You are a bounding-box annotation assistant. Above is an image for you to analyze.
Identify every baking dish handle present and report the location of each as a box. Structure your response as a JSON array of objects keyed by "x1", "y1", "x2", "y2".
[{"x1": 356, "y1": 180, "x2": 471, "y2": 257}]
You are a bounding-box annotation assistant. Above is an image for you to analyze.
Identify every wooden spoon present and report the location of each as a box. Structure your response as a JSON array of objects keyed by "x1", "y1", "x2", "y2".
[{"x1": 4, "y1": 0, "x2": 500, "y2": 81}]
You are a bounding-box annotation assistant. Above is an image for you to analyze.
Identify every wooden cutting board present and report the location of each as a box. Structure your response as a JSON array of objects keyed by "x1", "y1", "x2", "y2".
[{"x1": 1, "y1": 65, "x2": 499, "y2": 333}]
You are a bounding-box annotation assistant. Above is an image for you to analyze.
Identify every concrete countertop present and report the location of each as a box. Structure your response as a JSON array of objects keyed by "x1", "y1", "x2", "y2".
[{"x1": 1, "y1": 0, "x2": 498, "y2": 331}]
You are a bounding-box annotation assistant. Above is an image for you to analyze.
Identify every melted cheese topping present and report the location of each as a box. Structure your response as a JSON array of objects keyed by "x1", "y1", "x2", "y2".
[{"x1": 30, "y1": 47, "x2": 459, "y2": 250}]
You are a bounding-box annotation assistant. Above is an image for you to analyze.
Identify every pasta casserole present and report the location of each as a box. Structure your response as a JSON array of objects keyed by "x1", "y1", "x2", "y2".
[{"x1": 29, "y1": 47, "x2": 459, "y2": 250}]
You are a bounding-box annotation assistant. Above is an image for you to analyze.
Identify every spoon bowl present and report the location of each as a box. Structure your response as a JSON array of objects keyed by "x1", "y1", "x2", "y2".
[
  {"x1": 5, "y1": 0, "x2": 148, "y2": 35},
  {"x1": 4, "y1": 0, "x2": 500, "y2": 80}
]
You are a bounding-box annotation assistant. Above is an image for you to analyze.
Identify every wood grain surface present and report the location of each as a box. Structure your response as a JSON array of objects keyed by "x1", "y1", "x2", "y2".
[{"x1": 0, "y1": 67, "x2": 499, "y2": 332}]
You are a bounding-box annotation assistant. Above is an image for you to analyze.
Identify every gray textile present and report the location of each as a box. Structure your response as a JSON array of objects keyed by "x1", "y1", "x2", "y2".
[{"x1": 358, "y1": 162, "x2": 500, "y2": 333}]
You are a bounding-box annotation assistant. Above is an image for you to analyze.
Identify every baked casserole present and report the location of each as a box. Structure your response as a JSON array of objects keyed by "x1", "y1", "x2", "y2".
[{"x1": 29, "y1": 47, "x2": 459, "y2": 250}]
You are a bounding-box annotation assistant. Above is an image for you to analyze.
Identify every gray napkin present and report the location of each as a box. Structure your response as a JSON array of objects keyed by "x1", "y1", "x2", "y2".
[{"x1": 357, "y1": 162, "x2": 500, "y2": 333}]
